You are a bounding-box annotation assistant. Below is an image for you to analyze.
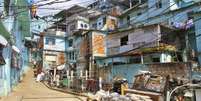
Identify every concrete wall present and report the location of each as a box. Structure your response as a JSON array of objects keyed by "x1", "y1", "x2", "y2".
[
  {"x1": 43, "y1": 36, "x2": 65, "y2": 52},
  {"x1": 98, "y1": 62, "x2": 191, "y2": 87},
  {"x1": 194, "y1": 13, "x2": 201, "y2": 65},
  {"x1": 31, "y1": 19, "x2": 48, "y2": 34},
  {"x1": 0, "y1": 0, "x2": 31, "y2": 96},
  {"x1": 0, "y1": 46, "x2": 11, "y2": 96},
  {"x1": 107, "y1": 25, "x2": 160, "y2": 55}
]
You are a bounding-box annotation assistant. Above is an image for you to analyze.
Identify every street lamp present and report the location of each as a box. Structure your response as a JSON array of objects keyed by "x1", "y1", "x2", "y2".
[{"x1": 166, "y1": 83, "x2": 201, "y2": 101}]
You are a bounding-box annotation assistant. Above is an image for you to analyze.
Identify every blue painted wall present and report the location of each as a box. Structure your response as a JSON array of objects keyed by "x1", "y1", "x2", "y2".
[
  {"x1": 0, "y1": 0, "x2": 31, "y2": 96},
  {"x1": 0, "y1": 46, "x2": 12, "y2": 96},
  {"x1": 110, "y1": 64, "x2": 147, "y2": 87},
  {"x1": 194, "y1": 13, "x2": 201, "y2": 65}
]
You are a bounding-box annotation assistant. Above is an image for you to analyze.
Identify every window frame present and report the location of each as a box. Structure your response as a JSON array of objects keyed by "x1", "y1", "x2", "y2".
[
  {"x1": 120, "y1": 35, "x2": 128, "y2": 46},
  {"x1": 0, "y1": 45, "x2": 5, "y2": 65},
  {"x1": 45, "y1": 37, "x2": 56, "y2": 45}
]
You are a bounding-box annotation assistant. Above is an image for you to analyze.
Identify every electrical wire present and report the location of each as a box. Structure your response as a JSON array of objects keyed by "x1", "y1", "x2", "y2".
[
  {"x1": 2, "y1": 1, "x2": 201, "y2": 31},
  {"x1": 0, "y1": 0, "x2": 95, "y2": 18}
]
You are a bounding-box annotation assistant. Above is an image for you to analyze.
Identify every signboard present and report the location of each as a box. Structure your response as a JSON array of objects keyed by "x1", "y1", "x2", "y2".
[
  {"x1": 92, "y1": 32, "x2": 106, "y2": 57},
  {"x1": 45, "y1": 55, "x2": 56, "y2": 62}
]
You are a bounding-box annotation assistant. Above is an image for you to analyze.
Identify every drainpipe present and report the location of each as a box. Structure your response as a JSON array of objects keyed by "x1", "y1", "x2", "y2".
[{"x1": 111, "y1": 57, "x2": 114, "y2": 81}]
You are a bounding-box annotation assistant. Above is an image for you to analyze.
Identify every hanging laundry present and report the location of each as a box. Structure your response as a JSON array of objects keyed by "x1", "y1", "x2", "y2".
[
  {"x1": 185, "y1": 19, "x2": 194, "y2": 29},
  {"x1": 172, "y1": 22, "x2": 185, "y2": 29},
  {"x1": 172, "y1": 19, "x2": 194, "y2": 30}
]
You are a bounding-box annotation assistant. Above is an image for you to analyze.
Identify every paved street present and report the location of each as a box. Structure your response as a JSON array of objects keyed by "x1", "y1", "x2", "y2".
[{"x1": 1, "y1": 69, "x2": 86, "y2": 101}]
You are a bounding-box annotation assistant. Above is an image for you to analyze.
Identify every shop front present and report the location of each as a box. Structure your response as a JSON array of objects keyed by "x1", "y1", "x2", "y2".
[
  {"x1": 0, "y1": 35, "x2": 11, "y2": 96},
  {"x1": 10, "y1": 45, "x2": 21, "y2": 88}
]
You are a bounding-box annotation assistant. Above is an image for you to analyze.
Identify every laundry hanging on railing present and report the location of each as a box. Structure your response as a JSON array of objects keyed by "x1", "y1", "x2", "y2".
[{"x1": 172, "y1": 19, "x2": 194, "y2": 30}]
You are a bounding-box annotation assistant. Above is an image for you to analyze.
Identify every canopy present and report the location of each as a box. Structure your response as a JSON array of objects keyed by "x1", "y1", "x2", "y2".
[
  {"x1": 0, "y1": 21, "x2": 10, "y2": 40},
  {"x1": 57, "y1": 64, "x2": 65, "y2": 70},
  {"x1": 12, "y1": 46, "x2": 20, "y2": 53},
  {"x1": 0, "y1": 35, "x2": 8, "y2": 46}
]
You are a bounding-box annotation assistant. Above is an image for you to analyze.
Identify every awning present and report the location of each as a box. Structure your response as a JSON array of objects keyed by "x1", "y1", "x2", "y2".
[
  {"x1": 0, "y1": 21, "x2": 10, "y2": 40},
  {"x1": 57, "y1": 64, "x2": 65, "y2": 70},
  {"x1": 12, "y1": 46, "x2": 20, "y2": 53},
  {"x1": 0, "y1": 35, "x2": 8, "y2": 46}
]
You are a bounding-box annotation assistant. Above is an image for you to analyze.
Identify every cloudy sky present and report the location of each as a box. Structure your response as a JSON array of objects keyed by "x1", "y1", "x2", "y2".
[{"x1": 31, "y1": 0, "x2": 95, "y2": 16}]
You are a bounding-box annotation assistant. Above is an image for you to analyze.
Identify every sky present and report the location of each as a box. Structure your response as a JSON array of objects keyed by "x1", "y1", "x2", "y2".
[{"x1": 31, "y1": 0, "x2": 95, "y2": 16}]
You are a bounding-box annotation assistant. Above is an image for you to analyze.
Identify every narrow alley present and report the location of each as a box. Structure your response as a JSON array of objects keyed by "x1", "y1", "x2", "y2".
[
  {"x1": 1, "y1": 0, "x2": 201, "y2": 101},
  {"x1": 0, "y1": 69, "x2": 86, "y2": 101}
]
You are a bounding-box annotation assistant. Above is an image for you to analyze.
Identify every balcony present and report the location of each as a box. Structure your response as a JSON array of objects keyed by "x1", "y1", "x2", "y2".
[{"x1": 45, "y1": 30, "x2": 67, "y2": 37}]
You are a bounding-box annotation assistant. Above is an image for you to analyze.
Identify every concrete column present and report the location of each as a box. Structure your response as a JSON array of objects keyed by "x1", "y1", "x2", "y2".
[
  {"x1": 85, "y1": 70, "x2": 88, "y2": 80},
  {"x1": 141, "y1": 54, "x2": 144, "y2": 64}
]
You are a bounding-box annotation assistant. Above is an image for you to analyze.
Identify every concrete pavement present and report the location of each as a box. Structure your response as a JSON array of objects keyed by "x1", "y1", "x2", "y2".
[{"x1": 1, "y1": 69, "x2": 86, "y2": 101}]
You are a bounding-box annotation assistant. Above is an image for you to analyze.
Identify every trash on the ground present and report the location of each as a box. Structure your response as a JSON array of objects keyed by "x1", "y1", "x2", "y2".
[{"x1": 87, "y1": 89, "x2": 153, "y2": 101}]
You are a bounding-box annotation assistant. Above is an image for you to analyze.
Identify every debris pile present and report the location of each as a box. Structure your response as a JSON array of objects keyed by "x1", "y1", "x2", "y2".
[{"x1": 88, "y1": 90, "x2": 153, "y2": 101}]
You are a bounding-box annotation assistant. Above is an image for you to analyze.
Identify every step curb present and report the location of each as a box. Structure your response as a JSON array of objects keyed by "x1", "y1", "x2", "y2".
[{"x1": 42, "y1": 82, "x2": 89, "y2": 98}]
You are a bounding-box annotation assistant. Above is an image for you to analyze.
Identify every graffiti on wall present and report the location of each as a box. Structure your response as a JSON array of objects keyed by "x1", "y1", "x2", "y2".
[{"x1": 92, "y1": 32, "x2": 106, "y2": 57}]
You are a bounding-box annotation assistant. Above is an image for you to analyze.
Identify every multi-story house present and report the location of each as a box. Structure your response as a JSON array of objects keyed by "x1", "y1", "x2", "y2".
[
  {"x1": 30, "y1": 16, "x2": 54, "y2": 65},
  {"x1": 54, "y1": 5, "x2": 114, "y2": 77},
  {"x1": 106, "y1": 24, "x2": 182, "y2": 64},
  {"x1": 0, "y1": 0, "x2": 31, "y2": 96},
  {"x1": 94, "y1": 0, "x2": 201, "y2": 87},
  {"x1": 41, "y1": 28, "x2": 66, "y2": 69},
  {"x1": 118, "y1": 0, "x2": 201, "y2": 64}
]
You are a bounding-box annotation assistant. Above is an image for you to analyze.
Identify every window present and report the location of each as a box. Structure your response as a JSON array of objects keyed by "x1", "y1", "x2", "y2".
[
  {"x1": 72, "y1": 51, "x2": 75, "y2": 60},
  {"x1": 152, "y1": 57, "x2": 160, "y2": 62},
  {"x1": 156, "y1": 0, "x2": 162, "y2": 8},
  {"x1": 75, "y1": 52, "x2": 77, "y2": 60},
  {"x1": 103, "y1": 17, "x2": 107, "y2": 25},
  {"x1": 127, "y1": 16, "x2": 130, "y2": 25},
  {"x1": 120, "y1": 35, "x2": 128, "y2": 46},
  {"x1": 130, "y1": 57, "x2": 141, "y2": 64},
  {"x1": 137, "y1": 12, "x2": 142, "y2": 16},
  {"x1": 69, "y1": 51, "x2": 76, "y2": 60},
  {"x1": 84, "y1": 24, "x2": 88, "y2": 28},
  {"x1": 92, "y1": 23, "x2": 97, "y2": 29},
  {"x1": 69, "y1": 52, "x2": 71, "y2": 60},
  {"x1": 70, "y1": 24, "x2": 75, "y2": 31},
  {"x1": 127, "y1": 16, "x2": 130, "y2": 21},
  {"x1": 0, "y1": 45, "x2": 5, "y2": 65},
  {"x1": 80, "y1": 23, "x2": 84, "y2": 28},
  {"x1": 45, "y1": 37, "x2": 55, "y2": 45},
  {"x1": 68, "y1": 39, "x2": 73, "y2": 47},
  {"x1": 4, "y1": 0, "x2": 10, "y2": 15}
]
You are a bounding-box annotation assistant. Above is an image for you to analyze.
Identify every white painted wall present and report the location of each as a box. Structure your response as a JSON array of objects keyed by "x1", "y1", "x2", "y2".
[
  {"x1": 160, "y1": 53, "x2": 172, "y2": 63},
  {"x1": 77, "y1": 20, "x2": 89, "y2": 30},
  {"x1": 107, "y1": 25, "x2": 160, "y2": 55},
  {"x1": 43, "y1": 37, "x2": 65, "y2": 52}
]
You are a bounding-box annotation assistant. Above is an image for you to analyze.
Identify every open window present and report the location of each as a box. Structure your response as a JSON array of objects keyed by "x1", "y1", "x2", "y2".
[
  {"x1": 120, "y1": 35, "x2": 128, "y2": 46},
  {"x1": 68, "y1": 39, "x2": 73, "y2": 47},
  {"x1": 45, "y1": 37, "x2": 55, "y2": 45},
  {"x1": 4, "y1": 0, "x2": 10, "y2": 15},
  {"x1": 156, "y1": 0, "x2": 162, "y2": 8},
  {"x1": 0, "y1": 45, "x2": 5, "y2": 65}
]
